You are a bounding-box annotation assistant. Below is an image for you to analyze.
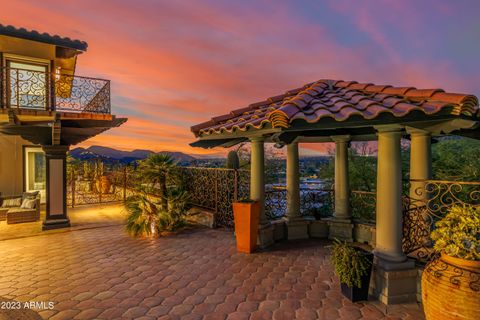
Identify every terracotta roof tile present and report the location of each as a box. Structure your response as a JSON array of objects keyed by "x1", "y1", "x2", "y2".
[
  {"x1": 404, "y1": 88, "x2": 444, "y2": 99},
  {"x1": 0, "y1": 24, "x2": 87, "y2": 51},
  {"x1": 191, "y1": 79, "x2": 479, "y2": 136}
]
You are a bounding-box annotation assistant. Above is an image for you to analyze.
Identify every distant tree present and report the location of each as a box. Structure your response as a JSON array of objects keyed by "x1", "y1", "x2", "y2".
[
  {"x1": 432, "y1": 138, "x2": 480, "y2": 181},
  {"x1": 319, "y1": 144, "x2": 377, "y2": 191},
  {"x1": 226, "y1": 150, "x2": 240, "y2": 169}
]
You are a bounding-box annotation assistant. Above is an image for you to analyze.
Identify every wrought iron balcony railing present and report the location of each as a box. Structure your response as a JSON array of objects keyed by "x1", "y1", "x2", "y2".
[{"x1": 0, "y1": 67, "x2": 111, "y2": 114}]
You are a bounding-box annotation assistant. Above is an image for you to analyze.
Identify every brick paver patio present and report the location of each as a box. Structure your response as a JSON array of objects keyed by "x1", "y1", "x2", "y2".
[{"x1": 0, "y1": 225, "x2": 425, "y2": 319}]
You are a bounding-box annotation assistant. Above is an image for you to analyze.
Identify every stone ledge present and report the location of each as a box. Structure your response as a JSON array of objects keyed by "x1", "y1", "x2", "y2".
[
  {"x1": 309, "y1": 220, "x2": 329, "y2": 238},
  {"x1": 286, "y1": 218, "x2": 310, "y2": 240}
]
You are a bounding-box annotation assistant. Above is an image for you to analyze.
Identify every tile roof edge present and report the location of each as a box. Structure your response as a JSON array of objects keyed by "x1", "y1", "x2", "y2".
[{"x1": 0, "y1": 24, "x2": 88, "y2": 51}]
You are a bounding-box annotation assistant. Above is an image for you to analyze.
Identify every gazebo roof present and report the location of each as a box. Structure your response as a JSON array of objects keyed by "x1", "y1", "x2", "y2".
[{"x1": 191, "y1": 79, "x2": 478, "y2": 138}]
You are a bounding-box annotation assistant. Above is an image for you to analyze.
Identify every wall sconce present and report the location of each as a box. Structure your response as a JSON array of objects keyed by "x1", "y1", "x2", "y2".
[{"x1": 54, "y1": 67, "x2": 61, "y2": 80}]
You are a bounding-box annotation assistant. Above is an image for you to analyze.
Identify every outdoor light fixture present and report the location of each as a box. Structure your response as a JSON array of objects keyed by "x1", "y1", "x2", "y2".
[{"x1": 54, "y1": 67, "x2": 61, "y2": 80}]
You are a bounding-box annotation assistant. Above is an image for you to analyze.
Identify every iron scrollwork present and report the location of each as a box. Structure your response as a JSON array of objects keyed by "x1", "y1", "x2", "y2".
[
  {"x1": 425, "y1": 258, "x2": 480, "y2": 292},
  {"x1": 1, "y1": 67, "x2": 110, "y2": 114},
  {"x1": 402, "y1": 179, "x2": 480, "y2": 264}
]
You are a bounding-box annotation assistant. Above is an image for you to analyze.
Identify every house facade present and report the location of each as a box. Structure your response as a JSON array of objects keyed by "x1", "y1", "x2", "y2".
[{"x1": 0, "y1": 25, "x2": 126, "y2": 229}]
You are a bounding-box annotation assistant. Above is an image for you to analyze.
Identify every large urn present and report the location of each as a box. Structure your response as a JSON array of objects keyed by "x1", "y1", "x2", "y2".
[{"x1": 422, "y1": 253, "x2": 480, "y2": 320}]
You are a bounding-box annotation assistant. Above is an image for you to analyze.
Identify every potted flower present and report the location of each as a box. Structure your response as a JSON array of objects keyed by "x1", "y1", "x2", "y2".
[
  {"x1": 422, "y1": 205, "x2": 480, "y2": 320},
  {"x1": 232, "y1": 199, "x2": 260, "y2": 254},
  {"x1": 330, "y1": 240, "x2": 373, "y2": 302}
]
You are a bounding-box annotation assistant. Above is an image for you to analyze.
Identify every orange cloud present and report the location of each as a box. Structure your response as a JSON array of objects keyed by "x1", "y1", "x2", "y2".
[{"x1": 2, "y1": 0, "x2": 479, "y2": 157}]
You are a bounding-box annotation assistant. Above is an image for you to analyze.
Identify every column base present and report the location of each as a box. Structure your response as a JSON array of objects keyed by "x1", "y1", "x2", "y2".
[
  {"x1": 257, "y1": 223, "x2": 274, "y2": 249},
  {"x1": 271, "y1": 218, "x2": 287, "y2": 241},
  {"x1": 286, "y1": 217, "x2": 310, "y2": 240},
  {"x1": 372, "y1": 258, "x2": 417, "y2": 305},
  {"x1": 309, "y1": 220, "x2": 329, "y2": 238},
  {"x1": 325, "y1": 218, "x2": 353, "y2": 242},
  {"x1": 42, "y1": 218, "x2": 70, "y2": 230}
]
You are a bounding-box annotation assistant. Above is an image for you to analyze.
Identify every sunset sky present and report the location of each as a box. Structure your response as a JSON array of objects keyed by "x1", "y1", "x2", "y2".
[{"x1": 2, "y1": 0, "x2": 480, "y2": 156}]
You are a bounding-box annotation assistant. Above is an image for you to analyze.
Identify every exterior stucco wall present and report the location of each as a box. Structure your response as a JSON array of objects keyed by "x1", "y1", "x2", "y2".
[{"x1": 0, "y1": 135, "x2": 28, "y2": 196}]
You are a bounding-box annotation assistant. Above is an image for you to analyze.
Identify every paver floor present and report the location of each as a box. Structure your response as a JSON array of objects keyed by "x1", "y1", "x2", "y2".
[
  {"x1": 0, "y1": 225, "x2": 425, "y2": 319},
  {"x1": 0, "y1": 203, "x2": 125, "y2": 241}
]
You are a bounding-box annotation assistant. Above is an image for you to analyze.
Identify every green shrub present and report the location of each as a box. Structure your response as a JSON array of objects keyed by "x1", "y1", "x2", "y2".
[
  {"x1": 125, "y1": 187, "x2": 190, "y2": 237},
  {"x1": 431, "y1": 205, "x2": 480, "y2": 260},
  {"x1": 330, "y1": 240, "x2": 372, "y2": 288},
  {"x1": 125, "y1": 194, "x2": 161, "y2": 237}
]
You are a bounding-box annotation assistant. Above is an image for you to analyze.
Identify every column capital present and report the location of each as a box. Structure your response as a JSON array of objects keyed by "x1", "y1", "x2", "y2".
[
  {"x1": 405, "y1": 127, "x2": 431, "y2": 136},
  {"x1": 42, "y1": 145, "x2": 69, "y2": 157},
  {"x1": 249, "y1": 136, "x2": 265, "y2": 143},
  {"x1": 287, "y1": 140, "x2": 299, "y2": 146},
  {"x1": 374, "y1": 124, "x2": 404, "y2": 133},
  {"x1": 330, "y1": 135, "x2": 351, "y2": 143}
]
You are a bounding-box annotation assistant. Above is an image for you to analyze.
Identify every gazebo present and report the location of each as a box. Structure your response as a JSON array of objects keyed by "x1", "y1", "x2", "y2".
[{"x1": 190, "y1": 79, "x2": 479, "y2": 304}]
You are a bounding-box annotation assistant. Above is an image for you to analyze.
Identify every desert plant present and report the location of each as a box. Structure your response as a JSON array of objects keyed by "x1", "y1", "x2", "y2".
[
  {"x1": 226, "y1": 150, "x2": 240, "y2": 169},
  {"x1": 138, "y1": 153, "x2": 176, "y2": 211},
  {"x1": 330, "y1": 240, "x2": 372, "y2": 288},
  {"x1": 66, "y1": 155, "x2": 81, "y2": 184},
  {"x1": 430, "y1": 205, "x2": 480, "y2": 260},
  {"x1": 167, "y1": 187, "x2": 190, "y2": 213},
  {"x1": 125, "y1": 193, "x2": 161, "y2": 237},
  {"x1": 158, "y1": 188, "x2": 190, "y2": 232}
]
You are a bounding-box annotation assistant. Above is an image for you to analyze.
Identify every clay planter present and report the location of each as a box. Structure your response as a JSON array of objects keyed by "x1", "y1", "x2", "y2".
[
  {"x1": 97, "y1": 176, "x2": 111, "y2": 194},
  {"x1": 233, "y1": 201, "x2": 260, "y2": 254},
  {"x1": 422, "y1": 253, "x2": 480, "y2": 320}
]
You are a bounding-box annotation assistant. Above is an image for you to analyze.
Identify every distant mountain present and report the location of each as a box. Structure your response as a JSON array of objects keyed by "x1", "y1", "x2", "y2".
[{"x1": 70, "y1": 146, "x2": 196, "y2": 164}]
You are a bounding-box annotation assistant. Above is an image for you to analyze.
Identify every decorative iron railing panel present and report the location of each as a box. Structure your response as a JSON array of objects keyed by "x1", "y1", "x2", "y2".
[
  {"x1": 67, "y1": 164, "x2": 129, "y2": 207},
  {"x1": 178, "y1": 167, "x2": 250, "y2": 228},
  {"x1": 0, "y1": 67, "x2": 111, "y2": 114},
  {"x1": 265, "y1": 188, "x2": 334, "y2": 220},
  {"x1": 402, "y1": 179, "x2": 480, "y2": 264}
]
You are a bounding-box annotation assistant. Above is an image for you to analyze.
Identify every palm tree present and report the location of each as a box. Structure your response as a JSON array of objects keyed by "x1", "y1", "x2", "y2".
[
  {"x1": 138, "y1": 153, "x2": 175, "y2": 211},
  {"x1": 125, "y1": 193, "x2": 160, "y2": 237}
]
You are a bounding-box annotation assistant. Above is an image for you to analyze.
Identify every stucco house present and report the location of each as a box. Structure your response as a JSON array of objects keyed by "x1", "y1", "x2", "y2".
[{"x1": 0, "y1": 25, "x2": 126, "y2": 229}]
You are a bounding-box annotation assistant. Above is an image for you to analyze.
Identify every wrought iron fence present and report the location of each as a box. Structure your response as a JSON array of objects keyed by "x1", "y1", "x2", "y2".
[
  {"x1": 265, "y1": 187, "x2": 334, "y2": 220},
  {"x1": 67, "y1": 163, "x2": 131, "y2": 207},
  {"x1": 1, "y1": 67, "x2": 110, "y2": 114},
  {"x1": 402, "y1": 179, "x2": 480, "y2": 264},
  {"x1": 178, "y1": 167, "x2": 250, "y2": 228}
]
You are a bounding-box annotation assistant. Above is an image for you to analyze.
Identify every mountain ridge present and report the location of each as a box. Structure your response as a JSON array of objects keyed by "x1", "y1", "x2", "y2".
[{"x1": 70, "y1": 146, "x2": 198, "y2": 163}]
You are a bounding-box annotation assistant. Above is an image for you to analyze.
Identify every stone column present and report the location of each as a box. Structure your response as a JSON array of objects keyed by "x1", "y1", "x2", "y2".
[
  {"x1": 408, "y1": 128, "x2": 432, "y2": 205},
  {"x1": 286, "y1": 141, "x2": 309, "y2": 239},
  {"x1": 373, "y1": 125, "x2": 416, "y2": 305},
  {"x1": 286, "y1": 141, "x2": 300, "y2": 219},
  {"x1": 42, "y1": 145, "x2": 71, "y2": 230},
  {"x1": 375, "y1": 127, "x2": 406, "y2": 263},
  {"x1": 333, "y1": 136, "x2": 351, "y2": 219},
  {"x1": 327, "y1": 135, "x2": 353, "y2": 241},
  {"x1": 250, "y1": 137, "x2": 274, "y2": 247}
]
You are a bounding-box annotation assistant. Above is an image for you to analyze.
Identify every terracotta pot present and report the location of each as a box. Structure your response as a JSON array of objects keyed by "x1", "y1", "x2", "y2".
[
  {"x1": 97, "y1": 176, "x2": 111, "y2": 194},
  {"x1": 422, "y1": 253, "x2": 480, "y2": 320},
  {"x1": 233, "y1": 201, "x2": 260, "y2": 254}
]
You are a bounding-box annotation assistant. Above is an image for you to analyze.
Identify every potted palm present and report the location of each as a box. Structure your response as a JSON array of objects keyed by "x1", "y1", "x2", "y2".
[
  {"x1": 232, "y1": 199, "x2": 260, "y2": 254},
  {"x1": 422, "y1": 205, "x2": 480, "y2": 320},
  {"x1": 330, "y1": 240, "x2": 373, "y2": 302}
]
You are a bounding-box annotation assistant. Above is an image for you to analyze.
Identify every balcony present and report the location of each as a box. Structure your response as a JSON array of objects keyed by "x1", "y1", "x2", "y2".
[{"x1": 0, "y1": 67, "x2": 111, "y2": 114}]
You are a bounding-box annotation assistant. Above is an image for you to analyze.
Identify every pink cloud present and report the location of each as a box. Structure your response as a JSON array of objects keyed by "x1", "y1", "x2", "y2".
[{"x1": 2, "y1": 0, "x2": 478, "y2": 156}]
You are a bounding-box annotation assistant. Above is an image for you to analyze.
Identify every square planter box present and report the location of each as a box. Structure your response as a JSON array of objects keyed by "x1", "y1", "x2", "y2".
[{"x1": 233, "y1": 201, "x2": 260, "y2": 253}]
